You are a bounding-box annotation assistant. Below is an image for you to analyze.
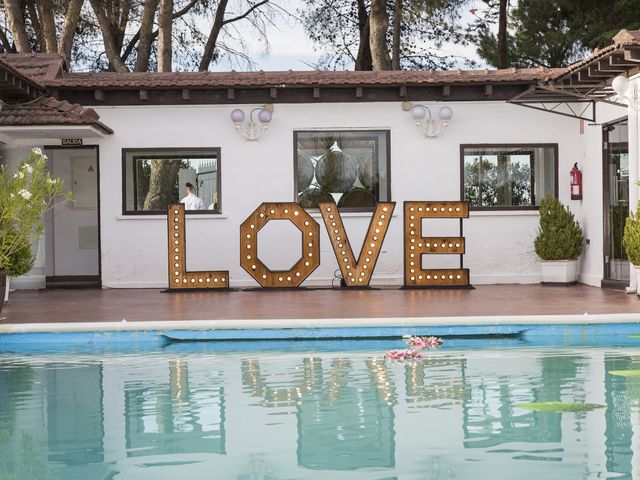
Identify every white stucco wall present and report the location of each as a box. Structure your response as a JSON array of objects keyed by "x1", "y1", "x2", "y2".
[
  {"x1": 82, "y1": 100, "x2": 608, "y2": 288},
  {"x1": 1, "y1": 98, "x2": 628, "y2": 289}
]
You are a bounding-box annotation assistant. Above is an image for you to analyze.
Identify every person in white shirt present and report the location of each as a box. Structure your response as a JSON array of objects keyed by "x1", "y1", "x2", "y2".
[{"x1": 181, "y1": 182, "x2": 204, "y2": 210}]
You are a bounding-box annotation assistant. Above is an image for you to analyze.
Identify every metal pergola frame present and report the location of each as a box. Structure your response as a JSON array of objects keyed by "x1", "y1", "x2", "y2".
[{"x1": 508, "y1": 39, "x2": 640, "y2": 121}]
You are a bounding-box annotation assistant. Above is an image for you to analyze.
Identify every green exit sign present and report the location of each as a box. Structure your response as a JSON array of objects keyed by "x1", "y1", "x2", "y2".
[{"x1": 61, "y1": 138, "x2": 83, "y2": 146}]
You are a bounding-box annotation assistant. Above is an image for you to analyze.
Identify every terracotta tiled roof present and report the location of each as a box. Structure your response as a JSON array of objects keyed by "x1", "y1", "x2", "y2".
[
  {"x1": 44, "y1": 67, "x2": 566, "y2": 89},
  {"x1": 0, "y1": 96, "x2": 113, "y2": 133},
  {"x1": 556, "y1": 29, "x2": 640, "y2": 79},
  {"x1": 0, "y1": 56, "x2": 44, "y2": 91},
  {"x1": 0, "y1": 53, "x2": 568, "y2": 90},
  {"x1": 0, "y1": 53, "x2": 65, "y2": 83}
]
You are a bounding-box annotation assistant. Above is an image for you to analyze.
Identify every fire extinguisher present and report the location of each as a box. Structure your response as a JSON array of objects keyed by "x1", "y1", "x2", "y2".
[{"x1": 570, "y1": 163, "x2": 582, "y2": 200}]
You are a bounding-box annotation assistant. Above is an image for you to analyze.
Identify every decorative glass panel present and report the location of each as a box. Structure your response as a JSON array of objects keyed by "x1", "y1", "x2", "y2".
[{"x1": 295, "y1": 131, "x2": 390, "y2": 210}]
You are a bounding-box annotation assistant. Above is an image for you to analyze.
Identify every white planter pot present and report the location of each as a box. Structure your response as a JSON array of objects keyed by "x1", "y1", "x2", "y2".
[
  {"x1": 540, "y1": 260, "x2": 579, "y2": 285},
  {"x1": 634, "y1": 266, "x2": 640, "y2": 294},
  {"x1": 3, "y1": 276, "x2": 9, "y2": 303}
]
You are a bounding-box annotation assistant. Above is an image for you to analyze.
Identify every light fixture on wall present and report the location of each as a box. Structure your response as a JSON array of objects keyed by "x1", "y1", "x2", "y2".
[
  {"x1": 230, "y1": 104, "x2": 274, "y2": 141},
  {"x1": 402, "y1": 101, "x2": 453, "y2": 138},
  {"x1": 611, "y1": 75, "x2": 639, "y2": 111}
]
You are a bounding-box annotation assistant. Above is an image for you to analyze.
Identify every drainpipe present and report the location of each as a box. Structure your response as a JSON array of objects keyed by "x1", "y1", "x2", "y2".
[{"x1": 627, "y1": 79, "x2": 639, "y2": 293}]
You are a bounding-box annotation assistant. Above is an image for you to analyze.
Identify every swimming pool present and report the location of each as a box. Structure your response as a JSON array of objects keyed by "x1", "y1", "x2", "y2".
[{"x1": 1, "y1": 341, "x2": 639, "y2": 479}]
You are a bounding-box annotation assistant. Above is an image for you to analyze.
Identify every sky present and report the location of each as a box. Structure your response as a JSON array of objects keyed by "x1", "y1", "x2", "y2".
[{"x1": 210, "y1": 0, "x2": 492, "y2": 72}]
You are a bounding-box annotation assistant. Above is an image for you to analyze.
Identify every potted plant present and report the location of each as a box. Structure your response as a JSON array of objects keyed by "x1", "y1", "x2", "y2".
[
  {"x1": 534, "y1": 195, "x2": 584, "y2": 284},
  {"x1": 0, "y1": 148, "x2": 69, "y2": 313},
  {"x1": 623, "y1": 203, "x2": 640, "y2": 291}
]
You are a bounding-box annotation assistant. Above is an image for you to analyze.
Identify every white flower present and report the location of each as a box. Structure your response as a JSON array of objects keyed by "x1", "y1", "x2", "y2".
[
  {"x1": 23, "y1": 164, "x2": 33, "y2": 174},
  {"x1": 47, "y1": 178, "x2": 57, "y2": 185},
  {"x1": 10, "y1": 193, "x2": 14, "y2": 198},
  {"x1": 32, "y1": 147, "x2": 43, "y2": 156},
  {"x1": 13, "y1": 171, "x2": 24, "y2": 179},
  {"x1": 18, "y1": 189, "x2": 31, "y2": 200}
]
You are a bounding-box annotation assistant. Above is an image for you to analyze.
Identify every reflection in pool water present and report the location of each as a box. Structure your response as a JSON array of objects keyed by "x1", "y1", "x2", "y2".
[{"x1": 0, "y1": 346, "x2": 639, "y2": 479}]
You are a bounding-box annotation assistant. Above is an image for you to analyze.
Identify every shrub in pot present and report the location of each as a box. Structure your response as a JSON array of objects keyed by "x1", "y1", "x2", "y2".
[
  {"x1": 534, "y1": 195, "x2": 584, "y2": 284},
  {"x1": 623, "y1": 203, "x2": 640, "y2": 291}
]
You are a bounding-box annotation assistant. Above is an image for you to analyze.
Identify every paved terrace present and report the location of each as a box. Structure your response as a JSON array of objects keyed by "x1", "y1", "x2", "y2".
[{"x1": 1, "y1": 284, "x2": 638, "y2": 324}]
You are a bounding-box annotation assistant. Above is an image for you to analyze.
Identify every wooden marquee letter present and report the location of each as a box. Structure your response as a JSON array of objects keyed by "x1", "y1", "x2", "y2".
[
  {"x1": 240, "y1": 202, "x2": 320, "y2": 287},
  {"x1": 403, "y1": 201, "x2": 470, "y2": 288},
  {"x1": 167, "y1": 204, "x2": 229, "y2": 290},
  {"x1": 319, "y1": 202, "x2": 395, "y2": 287}
]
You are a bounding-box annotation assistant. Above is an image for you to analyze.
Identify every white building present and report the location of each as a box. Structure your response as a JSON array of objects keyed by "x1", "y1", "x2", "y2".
[{"x1": 1, "y1": 30, "x2": 639, "y2": 291}]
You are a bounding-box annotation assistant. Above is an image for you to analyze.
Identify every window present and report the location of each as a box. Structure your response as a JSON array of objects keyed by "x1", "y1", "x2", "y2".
[
  {"x1": 123, "y1": 148, "x2": 220, "y2": 214},
  {"x1": 461, "y1": 144, "x2": 557, "y2": 209},
  {"x1": 294, "y1": 131, "x2": 390, "y2": 210}
]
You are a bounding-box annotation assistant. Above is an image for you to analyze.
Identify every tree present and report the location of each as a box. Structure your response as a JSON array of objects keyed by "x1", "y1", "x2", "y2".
[
  {"x1": 142, "y1": 160, "x2": 182, "y2": 211},
  {"x1": 135, "y1": 0, "x2": 160, "y2": 72},
  {"x1": 58, "y1": 0, "x2": 85, "y2": 64},
  {"x1": 3, "y1": 0, "x2": 31, "y2": 53},
  {"x1": 157, "y1": 0, "x2": 173, "y2": 72},
  {"x1": 474, "y1": 0, "x2": 640, "y2": 69},
  {"x1": 370, "y1": 0, "x2": 392, "y2": 70},
  {"x1": 0, "y1": 0, "x2": 282, "y2": 72},
  {"x1": 300, "y1": 0, "x2": 472, "y2": 71}
]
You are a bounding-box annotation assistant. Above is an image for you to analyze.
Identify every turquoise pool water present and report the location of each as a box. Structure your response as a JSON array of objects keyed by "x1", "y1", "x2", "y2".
[{"x1": 1, "y1": 342, "x2": 640, "y2": 479}]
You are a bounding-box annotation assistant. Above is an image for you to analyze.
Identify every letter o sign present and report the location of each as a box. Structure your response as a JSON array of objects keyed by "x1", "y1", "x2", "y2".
[{"x1": 240, "y1": 202, "x2": 320, "y2": 287}]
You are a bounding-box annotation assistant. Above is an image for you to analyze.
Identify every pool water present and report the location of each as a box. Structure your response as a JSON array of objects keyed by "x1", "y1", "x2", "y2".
[{"x1": 1, "y1": 343, "x2": 640, "y2": 479}]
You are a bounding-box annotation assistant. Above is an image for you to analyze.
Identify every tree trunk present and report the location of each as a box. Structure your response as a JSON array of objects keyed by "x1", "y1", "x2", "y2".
[
  {"x1": 59, "y1": 0, "x2": 85, "y2": 64},
  {"x1": 5, "y1": 0, "x2": 32, "y2": 53},
  {"x1": 37, "y1": 0, "x2": 59, "y2": 53},
  {"x1": 369, "y1": 0, "x2": 392, "y2": 70},
  {"x1": 497, "y1": 0, "x2": 508, "y2": 69},
  {"x1": 135, "y1": 0, "x2": 160, "y2": 72},
  {"x1": 0, "y1": 28, "x2": 15, "y2": 53},
  {"x1": 157, "y1": 0, "x2": 173, "y2": 72},
  {"x1": 391, "y1": 0, "x2": 402, "y2": 70},
  {"x1": 89, "y1": 0, "x2": 129, "y2": 72},
  {"x1": 198, "y1": 0, "x2": 229, "y2": 71},
  {"x1": 143, "y1": 160, "x2": 181, "y2": 210},
  {"x1": 355, "y1": 0, "x2": 373, "y2": 71},
  {"x1": 25, "y1": 1, "x2": 46, "y2": 50},
  {"x1": 115, "y1": 0, "x2": 133, "y2": 53},
  {"x1": 122, "y1": 0, "x2": 198, "y2": 63}
]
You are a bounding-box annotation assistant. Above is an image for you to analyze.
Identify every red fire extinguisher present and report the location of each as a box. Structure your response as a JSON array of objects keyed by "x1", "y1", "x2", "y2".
[{"x1": 570, "y1": 163, "x2": 582, "y2": 200}]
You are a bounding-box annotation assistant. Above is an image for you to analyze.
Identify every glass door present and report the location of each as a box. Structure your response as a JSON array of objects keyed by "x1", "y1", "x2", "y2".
[{"x1": 603, "y1": 119, "x2": 629, "y2": 285}]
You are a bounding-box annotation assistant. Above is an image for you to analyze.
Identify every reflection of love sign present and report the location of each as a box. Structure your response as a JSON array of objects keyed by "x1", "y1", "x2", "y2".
[{"x1": 167, "y1": 200, "x2": 469, "y2": 290}]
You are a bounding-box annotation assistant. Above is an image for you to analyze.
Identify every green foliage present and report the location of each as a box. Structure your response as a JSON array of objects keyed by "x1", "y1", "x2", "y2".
[
  {"x1": 623, "y1": 203, "x2": 640, "y2": 266},
  {"x1": 0, "y1": 148, "x2": 70, "y2": 272},
  {"x1": 299, "y1": 0, "x2": 473, "y2": 70},
  {"x1": 2, "y1": 243, "x2": 35, "y2": 278},
  {"x1": 464, "y1": 156, "x2": 532, "y2": 207},
  {"x1": 516, "y1": 402, "x2": 605, "y2": 412},
  {"x1": 474, "y1": 0, "x2": 640, "y2": 68},
  {"x1": 534, "y1": 196, "x2": 583, "y2": 260}
]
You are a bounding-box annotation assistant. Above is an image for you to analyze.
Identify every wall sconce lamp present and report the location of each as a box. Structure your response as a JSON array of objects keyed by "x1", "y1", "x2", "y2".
[
  {"x1": 402, "y1": 101, "x2": 453, "y2": 138},
  {"x1": 230, "y1": 104, "x2": 274, "y2": 141},
  {"x1": 612, "y1": 75, "x2": 640, "y2": 111}
]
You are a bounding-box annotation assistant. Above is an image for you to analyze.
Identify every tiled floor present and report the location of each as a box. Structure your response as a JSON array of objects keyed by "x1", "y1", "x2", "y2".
[{"x1": 1, "y1": 284, "x2": 639, "y2": 324}]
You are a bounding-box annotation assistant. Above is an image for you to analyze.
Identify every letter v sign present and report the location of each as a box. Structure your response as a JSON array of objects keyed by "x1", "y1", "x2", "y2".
[{"x1": 318, "y1": 202, "x2": 396, "y2": 287}]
